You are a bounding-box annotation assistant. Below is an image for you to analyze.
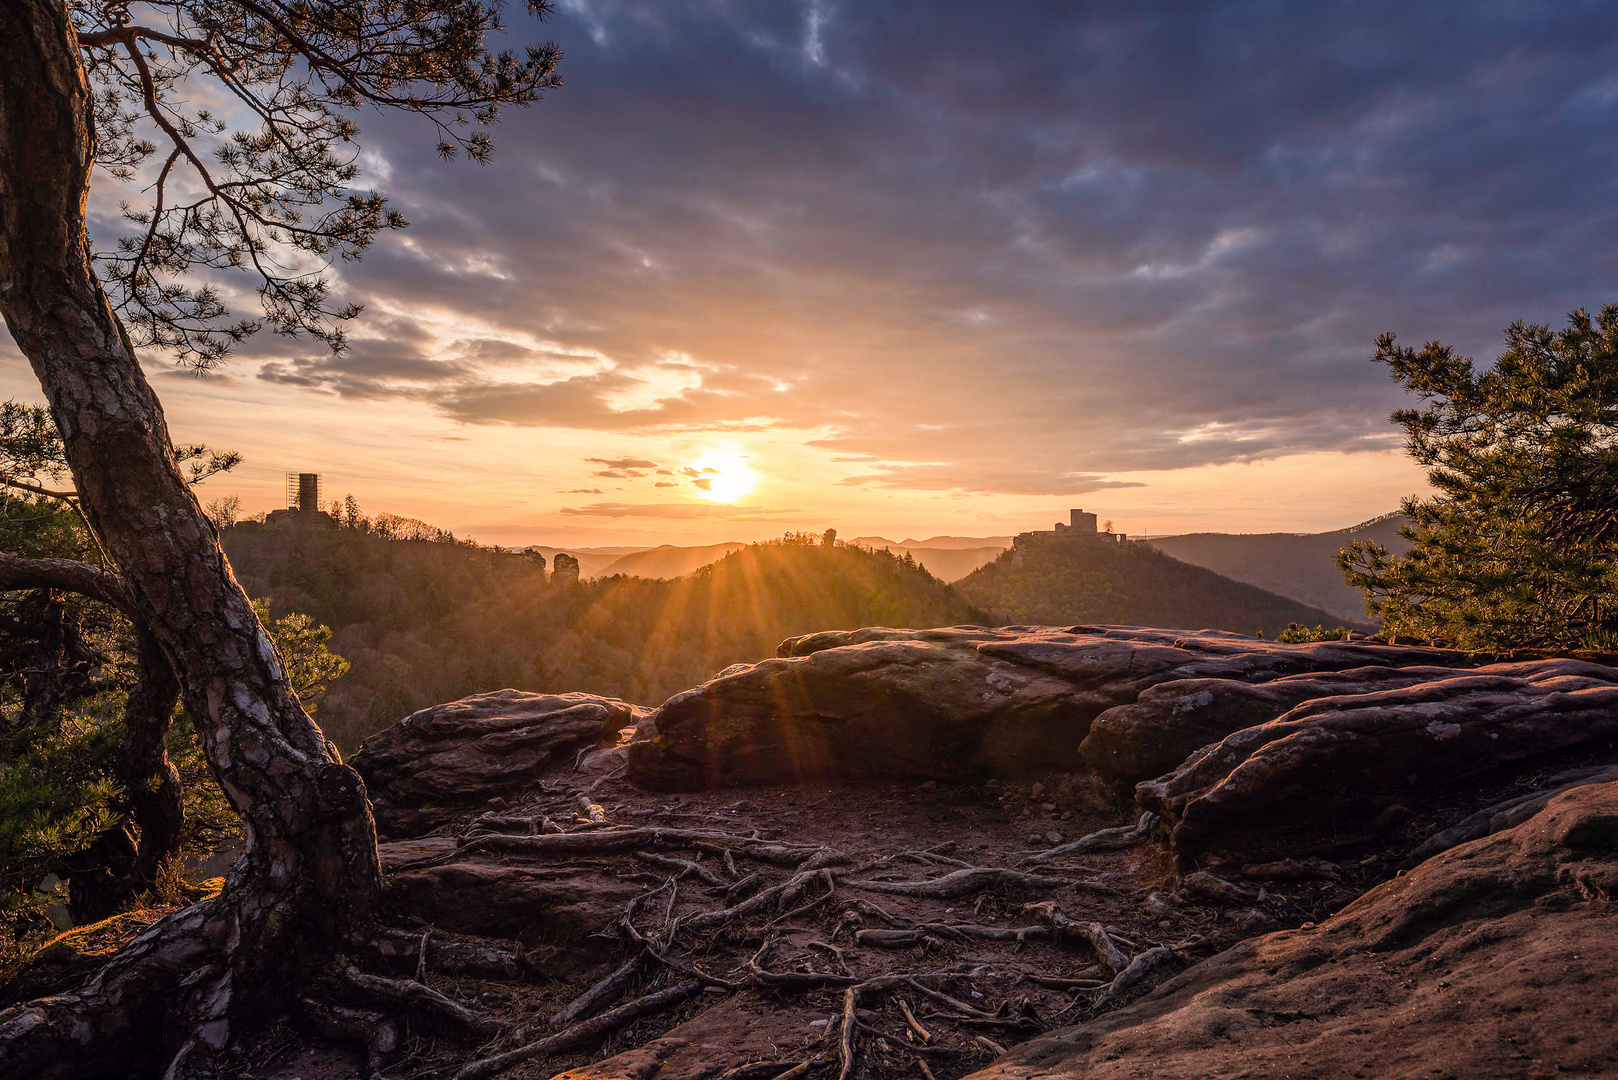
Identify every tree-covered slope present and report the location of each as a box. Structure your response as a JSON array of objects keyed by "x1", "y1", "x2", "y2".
[
  {"x1": 957, "y1": 532, "x2": 1363, "y2": 637},
  {"x1": 1145, "y1": 514, "x2": 1408, "y2": 623},
  {"x1": 223, "y1": 525, "x2": 986, "y2": 750}
]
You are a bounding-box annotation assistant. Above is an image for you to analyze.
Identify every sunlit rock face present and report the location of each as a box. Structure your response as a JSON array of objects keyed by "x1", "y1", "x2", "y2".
[
  {"x1": 1140, "y1": 658, "x2": 1618, "y2": 869},
  {"x1": 351, "y1": 689, "x2": 634, "y2": 833},
  {"x1": 965, "y1": 778, "x2": 1618, "y2": 1080},
  {"x1": 626, "y1": 625, "x2": 1468, "y2": 791}
]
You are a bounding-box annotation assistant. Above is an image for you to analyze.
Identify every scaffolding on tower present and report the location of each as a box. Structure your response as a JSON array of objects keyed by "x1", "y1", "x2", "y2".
[{"x1": 286, "y1": 472, "x2": 322, "y2": 515}]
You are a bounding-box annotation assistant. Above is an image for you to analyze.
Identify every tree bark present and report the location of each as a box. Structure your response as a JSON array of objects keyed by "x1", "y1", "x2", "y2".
[{"x1": 0, "y1": 0, "x2": 382, "y2": 1072}]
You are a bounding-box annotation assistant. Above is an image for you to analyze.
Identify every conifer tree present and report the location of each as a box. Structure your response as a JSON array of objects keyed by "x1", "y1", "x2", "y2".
[{"x1": 1341, "y1": 306, "x2": 1618, "y2": 650}]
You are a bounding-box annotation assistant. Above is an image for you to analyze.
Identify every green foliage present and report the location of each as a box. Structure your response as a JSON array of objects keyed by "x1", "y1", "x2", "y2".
[
  {"x1": 1275, "y1": 622, "x2": 1348, "y2": 644},
  {"x1": 222, "y1": 524, "x2": 987, "y2": 750},
  {"x1": 1340, "y1": 306, "x2": 1618, "y2": 649},
  {"x1": 957, "y1": 532, "x2": 1356, "y2": 638},
  {"x1": 0, "y1": 722, "x2": 122, "y2": 919},
  {"x1": 250, "y1": 600, "x2": 349, "y2": 713},
  {"x1": 0, "y1": 601, "x2": 346, "y2": 948}
]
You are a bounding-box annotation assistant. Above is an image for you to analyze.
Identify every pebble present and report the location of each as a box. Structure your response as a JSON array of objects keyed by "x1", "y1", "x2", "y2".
[
  {"x1": 919, "y1": 779, "x2": 938, "y2": 793},
  {"x1": 1030, "y1": 782, "x2": 1046, "y2": 798},
  {"x1": 1028, "y1": 834, "x2": 1044, "y2": 844},
  {"x1": 1047, "y1": 831, "x2": 1063, "y2": 843}
]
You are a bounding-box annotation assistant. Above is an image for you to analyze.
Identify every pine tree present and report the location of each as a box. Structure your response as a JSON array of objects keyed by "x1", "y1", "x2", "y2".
[{"x1": 1340, "y1": 306, "x2": 1618, "y2": 649}]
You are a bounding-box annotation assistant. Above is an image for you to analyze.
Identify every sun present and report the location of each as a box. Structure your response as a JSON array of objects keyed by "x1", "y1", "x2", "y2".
[{"x1": 691, "y1": 449, "x2": 757, "y2": 503}]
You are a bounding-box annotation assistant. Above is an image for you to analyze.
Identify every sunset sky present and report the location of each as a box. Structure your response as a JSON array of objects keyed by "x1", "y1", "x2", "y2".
[{"x1": 5, "y1": 1, "x2": 1617, "y2": 547}]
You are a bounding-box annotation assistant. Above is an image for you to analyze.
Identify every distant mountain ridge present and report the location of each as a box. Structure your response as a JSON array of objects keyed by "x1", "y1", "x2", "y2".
[
  {"x1": 958, "y1": 530, "x2": 1365, "y2": 637},
  {"x1": 850, "y1": 536, "x2": 1014, "y2": 582},
  {"x1": 1145, "y1": 513, "x2": 1408, "y2": 623},
  {"x1": 597, "y1": 543, "x2": 748, "y2": 580}
]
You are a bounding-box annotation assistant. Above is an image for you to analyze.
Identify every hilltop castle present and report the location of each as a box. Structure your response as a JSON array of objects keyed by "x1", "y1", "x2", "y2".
[{"x1": 1049, "y1": 508, "x2": 1126, "y2": 543}]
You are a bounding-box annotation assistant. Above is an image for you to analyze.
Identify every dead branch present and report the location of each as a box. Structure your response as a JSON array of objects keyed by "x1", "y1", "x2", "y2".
[
  {"x1": 549, "y1": 955, "x2": 645, "y2": 1025},
  {"x1": 1020, "y1": 811, "x2": 1158, "y2": 865},
  {"x1": 1022, "y1": 902, "x2": 1132, "y2": 976},
  {"x1": 898, "y1": 996, "x2": 932, "y2": 1044},
  {"x1": 341, "y1": 966, "x2": 501, "y2": 1038},
  {"x1": 1022, "y1": 971, "x2": 1105, "y2": 989},
  {"x1": 634, "y1": 850, "x2": 731, "y2": 887},
  {"x1": 856, "y1": 923, "x2": 1052, "y2": 949},
  {"x1": 575, "y1": 794, "x2": 608, "y2": 823},
  {"x1": 904, "y1": 978, "x2": 997, "y2": 1020},
  {"x1": 748, "y1": 939, "x2": 861, "y2": 990},
  {"x1": 451, "y1": 979, "x2": 703, "y2": 1080},
  {"x1": 837, "y1": 984, "x2": 860, "y2": 1080},
  {"x1": 1088, "y1": 946, "x2": 1185, "y2": 1015},
  {"x1": 768, "y1": 870, "x2": 840, "y2": 927}
]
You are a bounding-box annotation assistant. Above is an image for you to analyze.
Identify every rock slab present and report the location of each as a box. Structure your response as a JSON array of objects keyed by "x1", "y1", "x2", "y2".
[
  {"x1": 628, "y1": 625, "x2": 1469, "y2": 791},
  {"x1": 1140, "y1": 659, "x2": 1618, "y2": 866},
  {"x1": 968, "y1": 778, "x2": 1618, "y2": 1079},
  {"x1": 352, "y1": 689, "x2": 633, "y2": 813}
]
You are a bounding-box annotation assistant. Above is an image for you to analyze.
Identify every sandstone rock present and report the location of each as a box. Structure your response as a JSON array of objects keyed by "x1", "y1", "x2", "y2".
[
  {"x1": 551, "y1": 552, "x2": 580, "y2": 583},
  {"x1": 967, "y1": 779, "x2": 1618, "y2": 1079},
  {"x1": 628, "y1": 625, "x2": 1467, "y2": 791},
  {"x1": 1401, "y1": 762, "x2": 1618, "y2": 867},
  {"x1": 1081, "y1": 664, "x2": 1462, "y2": 784},
  {"x1": 1138, "y1": 659, "x2": 1618, "y2": 867},
  {"x1": 352, "y1": 690, "x2": 634, "y2": 818}
]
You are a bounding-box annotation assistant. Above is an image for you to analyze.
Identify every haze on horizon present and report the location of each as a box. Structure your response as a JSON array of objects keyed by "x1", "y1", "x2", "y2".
[{"x1": 4, "y1": 0, "x2": 1615, "y2": 547}]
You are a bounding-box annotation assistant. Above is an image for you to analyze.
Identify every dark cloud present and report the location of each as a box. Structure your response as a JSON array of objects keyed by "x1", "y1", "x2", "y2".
[{"x1": 210, "y1": 1, "x2": 1618, "y2": 493}]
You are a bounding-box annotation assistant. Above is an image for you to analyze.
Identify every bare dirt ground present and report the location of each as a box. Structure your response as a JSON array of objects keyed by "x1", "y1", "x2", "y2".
[{"x1": 213, "y1": 764, "x2": 1373, "y2": 1080}]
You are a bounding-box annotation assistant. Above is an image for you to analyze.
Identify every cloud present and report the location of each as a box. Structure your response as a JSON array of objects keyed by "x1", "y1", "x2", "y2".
[
  {"x1": 559, "y1": 501, "x2": 803, "y2": 519},
  {"x1": 655, "y1": 481, "x2": 677, "y2": 487},
  {"x1": 173, "y1": 0, "x2": 1618, "y2": 498},
  {"x1": 588, "y1": 457, "x2": 660, "y2": 470},
  {"x1": 839, "y1": 466, "x2": 1148, "y2": 496},
  {"x1": 561, "y1": 488, "x2": 605, "y2": 494},
  {"x1": 692, "y1": 477, "x2": 712, "y2": 490}
]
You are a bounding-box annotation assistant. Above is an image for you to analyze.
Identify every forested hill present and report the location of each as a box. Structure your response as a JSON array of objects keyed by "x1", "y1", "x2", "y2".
[
  {"x1": 222, "y1": 524, "x2": 986, "y2": 751},
  {"x1": 956, "y1": 532, "x2": 1364, "y2": 638},
  {"x1": 1145, "y1": 514, "x2": 1408, "y2": 623}
]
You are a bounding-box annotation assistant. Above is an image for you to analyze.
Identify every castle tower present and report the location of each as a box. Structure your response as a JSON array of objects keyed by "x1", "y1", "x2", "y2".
[{"x1": 286, "y1": 472, "x2": 322, "y2": 515}]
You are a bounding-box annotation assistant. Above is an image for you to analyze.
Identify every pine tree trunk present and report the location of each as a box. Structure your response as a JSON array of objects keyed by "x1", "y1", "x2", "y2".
[{"x1": 0, "y1": 0, "x2": 382, "y2": 1072}]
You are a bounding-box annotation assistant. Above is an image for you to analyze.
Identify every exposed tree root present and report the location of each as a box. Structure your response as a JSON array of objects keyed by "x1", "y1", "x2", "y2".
[
  {"x1": 452, "y1": 978, "x2": 704, "y2": 1080},
  {"x1": 1019, "y1": 812, "x2": 1158, "y2": 865},
  {"x1": 842, "y1": 867, "x2": 1070, "y2": 898}
]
